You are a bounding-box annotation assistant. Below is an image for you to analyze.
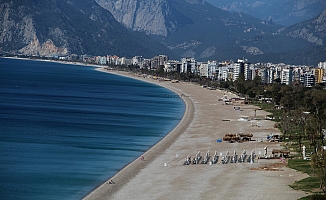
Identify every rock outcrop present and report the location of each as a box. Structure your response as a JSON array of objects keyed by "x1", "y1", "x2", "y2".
[
  {"x1": 285, "y1": 9, "x2": 326, "y2": 45},
  {"x1": 0, "y1": 2, "x2": 68, "y2": 55},
  {"x1": 313, "y1": 8, "x2": 326, "y2": 37},
  {"x1": 209, "y1": 0, "x2": 326, "y2": 26},
  {"x1": 287, "y1": 28, "x2": 323, "y2": 45},
  {"x1": 0, "y1": 0, "x2": 324, "y2": 64},
  {"x1": 96, "y1": 0, "x2": 190, "y2": 36},
  {"x1": 0, "y1": 0, "x2": 173, "y2": 57},
  {"x1": 19, "y1": 37, "x2": 68, "y2": 56}
]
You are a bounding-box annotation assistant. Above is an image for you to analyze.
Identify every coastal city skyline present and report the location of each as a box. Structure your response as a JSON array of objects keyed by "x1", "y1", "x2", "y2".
[{"x1": 38, "y1": 53, "x2": 326, "y2": 88}]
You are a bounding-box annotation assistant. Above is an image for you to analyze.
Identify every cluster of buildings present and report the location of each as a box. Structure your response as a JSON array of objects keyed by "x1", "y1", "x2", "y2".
[{"x1": 60, "y1": 54, "x2": 326, "y2": 87}]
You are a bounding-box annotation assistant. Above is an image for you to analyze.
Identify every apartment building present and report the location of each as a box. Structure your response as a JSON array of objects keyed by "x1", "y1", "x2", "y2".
[
  {"x1": 281, "y1": 68, "x2": 293, "y2": 85},
  {"x1": 199, "y1": 62, "x2": 209, "y2": 77},
  {"x1": 151, "y1": 55, "x2": 168, "y2": 70},
  {"x1": 181, "y1": 57, "x2": 197, "y2": 73},
  {"x1": 164, "y1": 60, "x2": 181, "y2": 72},
  {"x1": 313, "y1": 68, "x2": 324, "y2": 84},
  {"x1": 301, "y1": 73, "x2": 315, "y2": 87}
]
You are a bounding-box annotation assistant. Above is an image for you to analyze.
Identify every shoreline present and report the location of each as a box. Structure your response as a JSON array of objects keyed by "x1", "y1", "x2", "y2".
[
  {"x1": 83, "y1": 68, "x2": 194, "y2": 199},
  {"x1": 3, "y1": 57, "x2": 191, "y2": 198},
  {"x1": 85, "y1": 68, "x2": 309, "y2": 200},
  {"x1": 3, "y1": 57, "x2": 309, "y2": 199}
]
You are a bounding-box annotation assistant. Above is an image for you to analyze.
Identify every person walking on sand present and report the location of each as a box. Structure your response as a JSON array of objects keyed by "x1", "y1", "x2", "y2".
[{"x1": 141, "y1": 156, "x2": 144, "y2": 161}]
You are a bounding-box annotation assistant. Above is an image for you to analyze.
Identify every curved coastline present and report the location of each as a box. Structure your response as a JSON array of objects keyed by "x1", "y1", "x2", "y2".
[
  {"x1": 1, "y1": 57, "x2": 188, "y2": 199},
  {"x1": 2, "y1": 58, "x2": 309, "y2": 199},
  {"x1": 85, "y1": 68, "x2": 308, "y2": 200},
  {"x1": 83, "y1": 68, "x2": 194, "y2": 199}
]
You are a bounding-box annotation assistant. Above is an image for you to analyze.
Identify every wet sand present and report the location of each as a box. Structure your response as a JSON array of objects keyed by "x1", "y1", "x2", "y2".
[{"x1": 84, "y1": 68, "x2": 308, "y2": 200}]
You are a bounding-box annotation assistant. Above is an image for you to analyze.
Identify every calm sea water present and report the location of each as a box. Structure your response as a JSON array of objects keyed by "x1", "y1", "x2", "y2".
[{"x1": 0, "y1": 58, "x2": 184, "y2": 200}]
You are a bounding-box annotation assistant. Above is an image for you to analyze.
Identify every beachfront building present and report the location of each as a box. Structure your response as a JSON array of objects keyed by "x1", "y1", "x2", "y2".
[
  {"x1": 66, "y1": 54, "x2": 81, "y2": 62},
  {"x1": 140, "y1": 59, "x2": 151, "y2": 69},
  {"x1": 300, "y1": 73, "x2": 315, "y2": 87},
  {"x1": 292, "y1": 67, "x2": 302, "y2": 84},
  {"x1": 124, "y1": 58, "x2": 133, "y2": 65},
  {"x1": 244, "y1": 63, "x2": 254, "y2": 81},
  {"x1": 199, "y1": 62, "x2": 209, "y2": 77},
  {"x1": 181, "y1": 57, "x2": 197, "y2": 74},
  {"x1": 164, "y1": 60, "x2": 180, "y2": 72},
  {"x1": 232, "y1": 60, "x2": 245, "y2": 81},
  {"x1": 82, "y1": 55, "x2": 95, "y2": 63},
  {"x1": 132, "y1": 56, "x2": 143, "y2": 66},
  {"x1": 267, "y1": 67, "x2": 276, "y2": 84},
  {"x1": 257, "y1": 67, "x2": 268, "y2": 84},
  {"x1": 208, "y1": 61, "x2": 218, "y2": 80},
  {"x1": 151, "y1": 55, "x2": 168, "y2": 70},
  {"x1": 274, "y1": 65, "x2": 282, "y2": 82},
  {"x1": 216, "y1": 64, "x2": 230, "y2": 82},
  {"x1": 119, "y1": 57, "x2": 126, "y2": 65},
  {"x1": 107, "y1": 55, "x2": 122, "y2": 65},
  {"x1": 313, "y1": 68, "x2": 324, "y2": 84},
  {"x1": 281, "y1": 68, "x2": 293, "y2": 85},
  {"x1": 318, "y1": 61, "x2": 326, "y2": 72},
  {"x1": 96, "y1": 56, "x2": 107, "y2": 65},
  {"x1": 198, "y1": 61, "x2": 217, "y2": 79}
]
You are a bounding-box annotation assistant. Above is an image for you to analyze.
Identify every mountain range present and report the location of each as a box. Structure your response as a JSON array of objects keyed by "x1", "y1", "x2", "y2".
[
  {"x1": 206, "y1": 0, "x2": 326, "y2": 26},
  {"x1": 0, "y1": 0, "x2": 325, "y2": 65},
  {"x1": 0, "y1": 0, "x2": 175, "y2": 58}
]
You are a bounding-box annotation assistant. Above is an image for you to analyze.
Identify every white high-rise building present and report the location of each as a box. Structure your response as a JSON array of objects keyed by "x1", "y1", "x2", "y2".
[
  {"x1": 208, "y1": 61, "x2": 217, "y2": 79},
  {"x1": 217, "y1": 65, "x2": 229, "y2": 82},
  {"x1": 300, "y1": 73, "x2": 315, "y2": 87},
  {"x1": 233, "y1": 62, "x2": 243, "y2": 81},
  {"x1": 199, "y1": 62, "x2": 209, "y2": 77},
  {"x1": 181, "y1": 58, "x2": 197, "y2": 74},
  {"x1": 318, "y1": 61, "x2": 326, "y2": 74},
  {"x1": 281, "y1": 68, "x2": 293, "y2": 85}
]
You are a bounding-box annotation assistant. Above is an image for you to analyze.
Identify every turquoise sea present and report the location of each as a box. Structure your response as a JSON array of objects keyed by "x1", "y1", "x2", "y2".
[{"x1": 0, "y1": 58, "x2": 185, "y2": 200}]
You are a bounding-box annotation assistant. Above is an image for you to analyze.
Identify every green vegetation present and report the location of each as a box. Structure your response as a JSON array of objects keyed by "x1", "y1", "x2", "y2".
[
  {"x1": 123, "y1": 64, "x2": 326, "y2": 197},
  {"x1": 221, "y1": 75, "x2": 326, "y2": 198},
  {"x1": 128, "y1": 64, "x2": 326, "y2": 197}
]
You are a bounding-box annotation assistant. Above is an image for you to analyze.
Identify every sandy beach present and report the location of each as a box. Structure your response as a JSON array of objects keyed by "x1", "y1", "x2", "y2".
[{"x1": 84, "y1": 68, "x2": 308, "y2": 200}]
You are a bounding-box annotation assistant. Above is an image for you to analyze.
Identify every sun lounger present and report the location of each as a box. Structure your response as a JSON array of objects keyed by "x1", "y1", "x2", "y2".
[{"x1": 247, "y1": 155, "x2": 251, "y2": 162}]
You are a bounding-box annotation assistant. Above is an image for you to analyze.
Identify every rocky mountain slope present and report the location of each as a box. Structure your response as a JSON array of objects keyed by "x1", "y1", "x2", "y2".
[
  {"x1": 284, "y1": 8, "x2": 326, "y2": 43},
  {"x1": 0, "y1": 0, "x2": 174, "y2": 57},
  {"x1": 0, "y1": 0, "x2": 325, "y2": 65},
  {"x1": 96, "y1": 0, "x2": 325, "y2": 64},
  {"x1": 96, "y1": 0, "x2": 191, "y2": 36},
  {"x1": 228, "y1": 8, "x2": 326, "y2": 64},
  {"x1": 206, "y1": 0, "x2": 326, "y2": 26},
  {"x1": 97, "y1": 0, "x2": 282, "y2": 58}
]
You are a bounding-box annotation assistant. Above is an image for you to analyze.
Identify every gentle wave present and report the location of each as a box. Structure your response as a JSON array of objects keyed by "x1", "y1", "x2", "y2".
[{"x1": 0, "y1": 58, "x2": 185, "y2": 200}]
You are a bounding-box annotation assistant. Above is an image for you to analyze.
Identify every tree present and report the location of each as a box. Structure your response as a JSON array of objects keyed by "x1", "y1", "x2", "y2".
[
  {"x1": 233, "y1": 74, "x2": 246, "y2": 94},
  {"x1": 264, "y1": 83, "x2": 282, "y2": 105},
  {"x1": 220, "y1": 81, "x2": 230, "y2": 89},
  {"x1": 279, "y1": 111, "x2": 294, "y2": 140},
  {"x1": 304, "y1": 90, "x2": 326, "y2": 147},
  {"x1": 279, "y1": 86, "x2": 298, "y2": 112},
  {"x1": 311, "y1": 148, "x2": 326, "y2": 193}
]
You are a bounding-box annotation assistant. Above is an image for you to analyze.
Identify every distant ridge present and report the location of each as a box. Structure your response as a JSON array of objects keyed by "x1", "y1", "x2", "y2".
[
  {"x1": 0, "y1": 0, "x2": 175, "y2": 58},
  {"x1": 98, "y1": 0, "x2": 326, "y2": 64},
  {"x1": 206, "y1": 0, "x2": 326, "y2": 26},
  {"x1": 0, "y1": 0, "x2": 325, "y2": 64}
]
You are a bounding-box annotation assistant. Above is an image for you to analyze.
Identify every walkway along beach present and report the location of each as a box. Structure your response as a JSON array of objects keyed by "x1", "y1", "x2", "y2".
[{"x1": 84, "y1": 68, "x2": 308, "y2": 200}]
